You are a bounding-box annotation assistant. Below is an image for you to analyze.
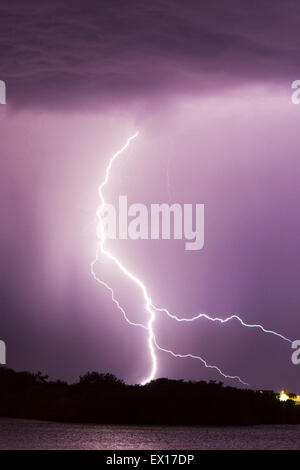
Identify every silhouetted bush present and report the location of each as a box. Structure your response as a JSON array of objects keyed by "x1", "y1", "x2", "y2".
[{"x1": 0, "y1": 366, "x2": 299, "y2": 425}]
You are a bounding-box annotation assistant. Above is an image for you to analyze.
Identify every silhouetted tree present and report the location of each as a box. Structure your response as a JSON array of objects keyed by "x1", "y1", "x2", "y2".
[
  {"x1": 79, "y1": 371, "x2": 124, "y2": 386},
  {"x1": 0, "y1": 366, "x2": 299, "y2": 426}
]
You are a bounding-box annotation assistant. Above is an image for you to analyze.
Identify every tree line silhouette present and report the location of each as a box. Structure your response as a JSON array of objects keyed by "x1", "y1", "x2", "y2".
[{"x1": 0, "y1": 366, "x2": 299, "y2": 425}]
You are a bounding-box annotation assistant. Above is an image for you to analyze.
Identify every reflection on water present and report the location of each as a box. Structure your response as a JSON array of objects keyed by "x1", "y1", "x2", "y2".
[{"x1": 0, "y1": 418, "x2": 299, "y2": 450}]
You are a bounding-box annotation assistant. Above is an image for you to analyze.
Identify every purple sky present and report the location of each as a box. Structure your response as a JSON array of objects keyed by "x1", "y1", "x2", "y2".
[{"x1": 0, "y1": 0, "x2": 300, "y2": 391}]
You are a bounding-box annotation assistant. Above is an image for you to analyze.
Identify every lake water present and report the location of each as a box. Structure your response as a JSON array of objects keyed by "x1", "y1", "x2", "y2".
[{"x1": 0, "y1": 418, "x2": 299, "y2": 450}]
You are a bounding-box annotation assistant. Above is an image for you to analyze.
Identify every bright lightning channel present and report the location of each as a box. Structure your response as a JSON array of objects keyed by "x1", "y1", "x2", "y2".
[
  {"x1": 151, "y1": 306, "x2": 292, "y2": 344},
  {"x1": 91, "y1": 131, "x2": 157, "y2": 385},
  {"x1": 91, "y1": 131, "x2": 292, "y2": 386}
]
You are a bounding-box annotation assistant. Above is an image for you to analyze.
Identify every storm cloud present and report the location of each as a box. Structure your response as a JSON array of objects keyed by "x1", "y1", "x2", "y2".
[{"x1": 1, "y1": 0, "x2": 300, "y2": 109}]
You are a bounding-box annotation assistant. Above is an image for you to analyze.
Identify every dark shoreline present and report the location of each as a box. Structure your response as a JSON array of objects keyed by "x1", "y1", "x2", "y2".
[
  {"x1": 2, "y1": 416, "x2": 300, "y2": 428},
  {"x1": 1, "y1": 368, "x2": 299, "y2": 426}
]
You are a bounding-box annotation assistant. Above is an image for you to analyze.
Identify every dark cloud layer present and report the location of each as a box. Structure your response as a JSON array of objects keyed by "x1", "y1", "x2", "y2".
[{"x1": 1, "y1": 0, "x2": 300, "y2": 108}]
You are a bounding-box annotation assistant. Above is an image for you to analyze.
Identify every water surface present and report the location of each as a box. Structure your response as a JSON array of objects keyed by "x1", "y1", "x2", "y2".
[{"x1": 0, "y1": 418, "x2": 299, "y2": 450}]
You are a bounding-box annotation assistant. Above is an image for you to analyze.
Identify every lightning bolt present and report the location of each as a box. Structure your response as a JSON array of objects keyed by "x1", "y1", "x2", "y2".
[
  {"x1": 151, "y1": 306, "x2": 292, "y2": 344},
  {"x1": 91, "y1": 131, "x2": 292, "y2": 387},
  {"x1": 91, "y1": 132, "x2": 157, "y2": 384}
]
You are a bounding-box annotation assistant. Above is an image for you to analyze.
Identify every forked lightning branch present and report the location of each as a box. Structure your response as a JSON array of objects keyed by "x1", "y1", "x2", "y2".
[{"x1": 91, "y1": 132, "x2": 294, "y2": 386}]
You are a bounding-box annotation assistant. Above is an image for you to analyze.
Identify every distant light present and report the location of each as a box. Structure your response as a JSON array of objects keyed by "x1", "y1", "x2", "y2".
[{"x1": 279, "y1": 391, "x2": 289, "y2": 402}]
